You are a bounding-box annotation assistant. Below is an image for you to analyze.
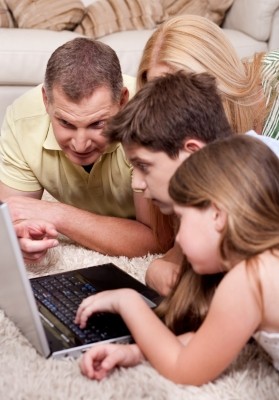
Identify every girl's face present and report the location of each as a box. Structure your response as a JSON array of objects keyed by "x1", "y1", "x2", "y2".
[{"x1": 174, "y1": 204, "x2": 224, "y2": 275}]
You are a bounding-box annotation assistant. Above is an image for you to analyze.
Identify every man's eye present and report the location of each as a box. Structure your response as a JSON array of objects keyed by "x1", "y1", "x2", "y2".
[{"x1": 60, "y1": 119, "x2": 73, "y2": 128}]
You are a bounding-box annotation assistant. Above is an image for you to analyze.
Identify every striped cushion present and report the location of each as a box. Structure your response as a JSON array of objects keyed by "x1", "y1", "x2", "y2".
[
  {"x1": 0, "y1": 0, "x2": 14, "y2": 27},
  {"x1": 5, "y1": 0, "x2": 85, "y2": 31}
]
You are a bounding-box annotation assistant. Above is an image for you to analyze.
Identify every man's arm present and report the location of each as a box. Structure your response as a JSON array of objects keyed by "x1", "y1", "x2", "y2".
[{"x1": 1, "y1": 182, "x2": 170, "y2": 257}]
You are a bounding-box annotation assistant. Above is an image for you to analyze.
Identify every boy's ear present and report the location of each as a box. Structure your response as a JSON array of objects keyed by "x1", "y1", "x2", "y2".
[
  {"x1": 183, "y1": 139, "x2": 205, "y2": 154},
  {"x1": 119, "y1": 87, "x2": 129, "y2": 108},
  {"x1": 212, "y1": 204, "x2": 227, "y2": 232}
]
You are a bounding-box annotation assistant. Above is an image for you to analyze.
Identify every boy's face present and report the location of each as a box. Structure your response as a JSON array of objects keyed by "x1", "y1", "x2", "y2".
[{"x1": 125, "y1": 144, "x2": 189, "y2": 214}]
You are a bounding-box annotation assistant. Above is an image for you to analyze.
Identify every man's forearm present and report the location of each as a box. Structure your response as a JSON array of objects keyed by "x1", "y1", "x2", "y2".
[{"x1": 52, "y1": 202, "x2": 161, "y2": 257}]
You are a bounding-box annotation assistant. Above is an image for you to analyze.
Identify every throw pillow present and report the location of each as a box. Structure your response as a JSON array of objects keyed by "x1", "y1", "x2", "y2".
[
  {"x1": 162, "y1": 0, "x2": 234, "y2": 26},
  {"x1": 75, "y1": 0, "x2": 163, "y2": 38},
  {"x1": 0, "y1": 0, "x2": 14, "y2": 27},
  {"x1": 5, "y1": 0, "x2": 85, "y2": 31}
]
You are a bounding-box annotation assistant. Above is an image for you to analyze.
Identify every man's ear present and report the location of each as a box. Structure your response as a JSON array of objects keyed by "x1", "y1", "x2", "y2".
[
  {"x1": 119, "y1": 87, "x2": 129, "y2": 109},
  {"x1": 212, "y1": 204, "x2": 227, "y2": 232},
  {"x1": 183, "y1": 139, "x2": 205, "y2": 154},
  {"x1": 42, "y1": 86, "x2": 49, "y2": 112}
]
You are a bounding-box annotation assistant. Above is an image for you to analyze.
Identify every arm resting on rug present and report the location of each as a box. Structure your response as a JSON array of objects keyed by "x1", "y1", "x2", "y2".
[
  {"x1": 80, "y1": 331, "x2": 194, "y2": 380},
  {"x1": 1, "y1": 183, "x2": 167, "y2": 257},
  {"x1": 75, "y1": 266, "x2": 261, "y2": 385}
]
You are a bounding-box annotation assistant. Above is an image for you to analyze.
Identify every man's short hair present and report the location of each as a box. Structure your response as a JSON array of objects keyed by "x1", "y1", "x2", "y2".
[
  {"x1": 104, "y1": 71, "x2": 233, "y2": 158},
  {"x1": 44, "y1": 37, "x2": 123, "y2": 103}
]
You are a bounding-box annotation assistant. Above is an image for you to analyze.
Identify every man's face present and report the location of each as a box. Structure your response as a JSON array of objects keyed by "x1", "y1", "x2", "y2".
[
  {"x1": 125, "y1": 144, "x2": 189, "y2": 214},
  {"x1": 43, "y1": 85, "x2": 125, "y2": 166}
]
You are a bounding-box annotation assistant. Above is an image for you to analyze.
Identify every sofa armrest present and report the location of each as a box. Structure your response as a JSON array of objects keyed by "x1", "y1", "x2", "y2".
[{"x1": 223, "y1": 0, "x2": 279, "y2": 42}]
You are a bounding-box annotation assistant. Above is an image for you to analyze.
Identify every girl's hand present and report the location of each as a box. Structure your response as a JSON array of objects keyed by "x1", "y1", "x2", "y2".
[
  {"x1": 75, "y1": 288, "x2": 132, "y2": 328},
  {"x1": 80, "y1": 343, "x2": 145, "y2": 380}
]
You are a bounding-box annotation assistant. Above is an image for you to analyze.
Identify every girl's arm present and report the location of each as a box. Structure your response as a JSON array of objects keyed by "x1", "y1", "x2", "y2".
[
  {"x1": 75, "y1": 263, "x2": 261, "y2": 385},
  {"x1": 79, "y1": 330, "x2": 195, "y2": 380},
  {"x1": 80, "y1": 343, "x2": 145, "y2": 380}
]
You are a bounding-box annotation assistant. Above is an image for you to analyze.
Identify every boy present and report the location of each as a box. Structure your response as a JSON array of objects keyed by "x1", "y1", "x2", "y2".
[{"x1": 104, "y1": 70, "x2": 279, "y2": 294}]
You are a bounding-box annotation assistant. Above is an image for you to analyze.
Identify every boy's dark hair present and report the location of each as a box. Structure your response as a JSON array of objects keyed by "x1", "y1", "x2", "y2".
[{"x1": 104, "y1": 71, "x2": 233, "y2": 158}]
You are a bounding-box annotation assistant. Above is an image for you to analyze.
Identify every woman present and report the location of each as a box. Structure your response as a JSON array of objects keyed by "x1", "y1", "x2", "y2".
[{"x1": 137, "y1": 14, "x2": 279, "y2": 138}]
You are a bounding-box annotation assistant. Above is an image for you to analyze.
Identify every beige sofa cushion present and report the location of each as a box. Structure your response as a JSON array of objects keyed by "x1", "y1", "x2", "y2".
[
  {"x1": 0, "y1": 29, "x2": 83, "y2": 85},
  {"x1": 5, "y1": 0, "x2": 85, "y2": 30},
  {"x1": 223, "y1": 0, "x2": 279, "y2": 41}
]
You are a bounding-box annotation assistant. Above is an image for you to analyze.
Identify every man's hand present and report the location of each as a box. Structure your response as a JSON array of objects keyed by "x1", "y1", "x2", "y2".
[
  {"x1": 80, "y1": 343, "x2": 145, "y2": 380},
  {"x1": 4, "y1": 194, "x2": 164, "y2": 257},
  {"x1": 14, "y1": 219, "x2": 59, "y2": 263}
]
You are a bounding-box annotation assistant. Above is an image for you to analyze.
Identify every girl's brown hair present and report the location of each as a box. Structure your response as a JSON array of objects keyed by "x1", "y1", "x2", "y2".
[{"x1": 157, "y1": 135, "x2": 279, "y2": 332}]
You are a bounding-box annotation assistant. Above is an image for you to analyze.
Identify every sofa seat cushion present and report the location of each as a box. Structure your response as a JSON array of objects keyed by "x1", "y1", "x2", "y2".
[
  {"x1": 99, "y1": 29, "x2": 154, "y2": 76},
  {"x1": 0, "y1": 29, "x2": 83, "y2": 85},
  {"x1": 0, "y1": 27, "x2": 153, "y2": 86}
]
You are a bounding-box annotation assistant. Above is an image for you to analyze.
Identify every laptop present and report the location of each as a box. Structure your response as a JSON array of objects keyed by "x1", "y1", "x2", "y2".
[{"x1": 0, "y1": 201, "x2": 161, "y2": 359}]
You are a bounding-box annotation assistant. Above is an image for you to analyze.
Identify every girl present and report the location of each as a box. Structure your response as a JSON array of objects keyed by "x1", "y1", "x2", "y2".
[
  {"x1": 137, "y1": 15, "x2": 279, "y2": 138},
  {"x1": 75, "y1": 135, "x2": 279, "y2": 385}
]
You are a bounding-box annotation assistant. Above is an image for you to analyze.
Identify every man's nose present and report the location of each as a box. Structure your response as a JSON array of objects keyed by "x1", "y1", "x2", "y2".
[
  {"x1": 132, "y1": 169, "x2": 146, "y2": 193},
  {"x1": 71, "y1": 131, "x2": 91, "y2": 152}
]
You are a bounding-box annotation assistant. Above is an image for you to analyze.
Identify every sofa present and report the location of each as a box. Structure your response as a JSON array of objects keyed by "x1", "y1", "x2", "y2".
[{"x1": 0, "y1": 0, "x2": 278, "y2": 126}]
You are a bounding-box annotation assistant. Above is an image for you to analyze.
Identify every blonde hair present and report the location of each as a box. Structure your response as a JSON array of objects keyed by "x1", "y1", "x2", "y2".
[
  {"x1": 157, "y1": 135, "x2": 279, "y2": 332},
  {"x1": 137, "y1": 15, "x2": 267, "y2": 134}
]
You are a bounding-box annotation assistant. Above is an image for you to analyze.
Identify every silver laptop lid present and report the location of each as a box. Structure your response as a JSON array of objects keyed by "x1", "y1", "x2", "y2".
[{"x1": 0, "y1": 202, "x2": 50, "y2": 357}]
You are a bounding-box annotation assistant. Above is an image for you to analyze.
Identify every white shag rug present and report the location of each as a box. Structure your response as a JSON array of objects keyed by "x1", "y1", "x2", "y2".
[{"x1": 1, "y1": 235, "x2": 279, "y2": 400}]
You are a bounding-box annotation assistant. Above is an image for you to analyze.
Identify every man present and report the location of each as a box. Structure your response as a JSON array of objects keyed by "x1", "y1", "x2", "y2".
[
  {"x1": 103, "y1": 70, "x2": 279, "y2": 295},
  {"x1": 0, "y1": 38, "x2": 167, "y2": 262}
]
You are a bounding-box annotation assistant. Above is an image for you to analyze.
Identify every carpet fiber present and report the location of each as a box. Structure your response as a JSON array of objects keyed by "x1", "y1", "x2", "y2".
[{"x1": 1, "y1": 235, "x2": 279, "y2": 400}]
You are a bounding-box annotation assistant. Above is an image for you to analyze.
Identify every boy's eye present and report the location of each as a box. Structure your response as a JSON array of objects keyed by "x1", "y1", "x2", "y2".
[{"x1": 136, "y1": 163, "x2": 148, "y2": 172}]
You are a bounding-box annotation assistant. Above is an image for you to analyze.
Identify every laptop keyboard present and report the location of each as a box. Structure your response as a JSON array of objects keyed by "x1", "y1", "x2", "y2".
[{"x1": 31, "y1": 273, "x2": 130, "y2": 345}]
